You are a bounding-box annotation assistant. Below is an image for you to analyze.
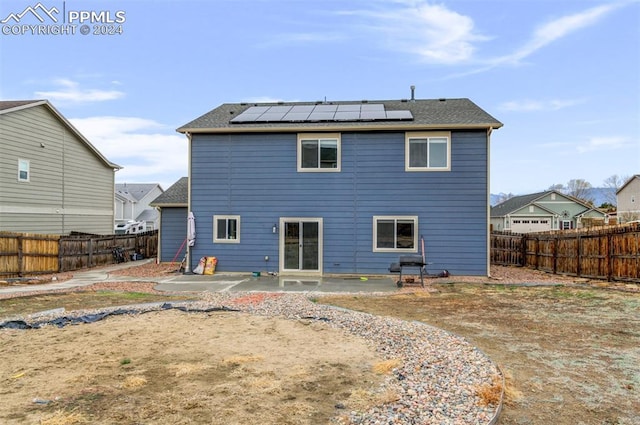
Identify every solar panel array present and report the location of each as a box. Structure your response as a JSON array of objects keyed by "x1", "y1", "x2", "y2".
[{"x1": 230, "y1": 103, "x2": 413, "y2": 123}]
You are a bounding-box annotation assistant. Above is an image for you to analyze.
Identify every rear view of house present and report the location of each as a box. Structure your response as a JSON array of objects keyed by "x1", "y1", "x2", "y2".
[
  {"x1": 0, "y1": 100, "x2": 120, "y2": 234},
  {"x1": 177, "y1": 96, "x2": 502, "y2": 276}
]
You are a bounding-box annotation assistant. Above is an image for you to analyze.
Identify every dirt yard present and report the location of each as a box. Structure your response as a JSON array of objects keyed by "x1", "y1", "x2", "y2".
[
  {"x1": 1, "y1": 263, "x2": 638, "y2": 424},
  {"x1": 1, "y1": 309, "x2": 386, "y2": 425},
  {"x1": 319, "y1": 284, "x2": 640, "y2": 425}
]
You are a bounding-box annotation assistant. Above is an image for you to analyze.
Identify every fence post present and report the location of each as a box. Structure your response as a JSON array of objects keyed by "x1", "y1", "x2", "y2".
[
  {"x1": 576, "y1": 234, "x2": 582, "y2": 278},
  {"x1": 607, "y1": 233, "x2": 613, "y2": 282},
  {"x1": 17, "y1": 234, "x2": 24, "y2": 277},
  {"x1": 88, "y1": 237, "x2": 94, "y2": 268},
  {"x1": 552, "y1": 236, "x2": 558, "y2": 274}
]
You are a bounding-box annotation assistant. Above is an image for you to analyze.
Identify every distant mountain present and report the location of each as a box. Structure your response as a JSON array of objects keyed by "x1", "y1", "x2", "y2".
[{"x1": 491, "y1": 187, "x2": 616, "y2": 207}]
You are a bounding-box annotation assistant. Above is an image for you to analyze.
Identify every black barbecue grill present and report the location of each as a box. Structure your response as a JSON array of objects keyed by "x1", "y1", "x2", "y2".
[{"x1": 389, "y1": 255, "x2": 428, "y2": 287}]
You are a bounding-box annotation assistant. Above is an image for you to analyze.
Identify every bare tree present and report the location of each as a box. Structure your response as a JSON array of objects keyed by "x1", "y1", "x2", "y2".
[
  {"x1": 566, "y1": 179, "x2": 594, "y2": 204},
  {"x1": 495, "y1": 192, "x2": 515, "y2": 205},
  {"x1": 602, "y1": 174, "x2": 629, "y2": 206},
  {"x1": 548, "y1": 183, "x2": 564, "y2": 191}
]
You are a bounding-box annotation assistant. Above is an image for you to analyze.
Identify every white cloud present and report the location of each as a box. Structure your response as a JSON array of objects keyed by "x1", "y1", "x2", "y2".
[
  {"x1": 577, "y1": 136, "x2": 630, "y2": 153},
  {"x1": 70, "y1": 116, "x2": 187, "y2": 188},
  {"x1": 499, "y1": 98, "x2": 586, "y2": 112},
  {"x1": 489, "y1": 3, "x2": 621, "y2": 68},
  {"x1": 345, "y1": 2, "x2": 488, "y2": 64},
  {"x1": 35, "y1": 78, "x2": 124, "y2": 103},
  {"x1": 259, "y1": 32, "x2": 345, "y2": 47}
]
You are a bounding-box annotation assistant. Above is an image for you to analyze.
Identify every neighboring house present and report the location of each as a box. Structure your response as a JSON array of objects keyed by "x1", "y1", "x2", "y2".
[
  {"x1": 115, "y1": 183, "x2": 163, "y2": 231},
  {"x1": 176, "y1": 97, "x2": 502, "y2": 276},
  {"x1": 149, "y1": 177, "x2": 188, "y2": 262},
  {"x1": 616, "y1": 174, "x2": 640, "y2": 223},
  {"x1": 490, "y1": 190, "x2": 608, "y2": 233},
  {"x1": 0, "y1": 100, "x2": 120, "y2": 234}
]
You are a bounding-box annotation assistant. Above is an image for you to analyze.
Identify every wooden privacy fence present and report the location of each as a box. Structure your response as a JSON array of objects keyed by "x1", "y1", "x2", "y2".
[
  {"x1": 491, "y1": 223, "x2": 640, "y2": 283},
  {"x1": 0, "y1": 230, "x2": 158, "y2": 278}
]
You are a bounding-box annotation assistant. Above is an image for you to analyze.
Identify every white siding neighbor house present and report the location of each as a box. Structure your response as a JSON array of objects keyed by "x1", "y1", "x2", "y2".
[
  {"x1": 115, "y1": 183, "x2": 163, "y2": 231},
  {"x1": 0, "y1": 100, "x2": 120, "y2": 234}
]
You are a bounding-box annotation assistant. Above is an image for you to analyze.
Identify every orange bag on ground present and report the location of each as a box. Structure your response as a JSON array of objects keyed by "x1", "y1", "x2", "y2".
[{"x1": 203, "y1": 257, "x2": 217, "y2": 275}]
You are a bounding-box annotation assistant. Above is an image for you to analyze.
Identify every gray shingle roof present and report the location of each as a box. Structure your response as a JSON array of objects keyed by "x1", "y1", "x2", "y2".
[
  {"x1": 115, "y1": 183, "x2": 161, "y2": 201},
  {"x1": 177, "y1": 98, "x2": 503, "y2": 133},
  {"x1": 150, "y1": 177, "x2": 188, "y2": 207},
  {"x1": 0, "y1": 100, "x2": 43, "y2": 112},
  {"x1": 491, "y1": 191, "x2": 549, "y2": 217}
]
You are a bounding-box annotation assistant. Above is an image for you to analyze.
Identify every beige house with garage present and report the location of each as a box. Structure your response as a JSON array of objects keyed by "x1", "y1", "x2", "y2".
[
  {"x1": 0, "y1": 100, "x2": 120, "y2": 234},
  {"x1": 491, "y1": 190, "x2": 608, "y2": 233}
]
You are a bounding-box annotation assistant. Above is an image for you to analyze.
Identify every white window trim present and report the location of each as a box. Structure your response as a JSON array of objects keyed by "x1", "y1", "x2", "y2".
[
  {"x1": 297, "y1": 133, "x2": 341, "y2": 172},
  {"x1": 213, "y1": 215, "x2": 240, "y2": 243},
  {"x1": 405, "y1": 131, "x2": 451, "y2": 171},
  {"x1": 18, "y1": 159, "x2": 30, "y2": 182},
  {"x1": 372, "y1": 215, "x2": 419, "y2": 253}
]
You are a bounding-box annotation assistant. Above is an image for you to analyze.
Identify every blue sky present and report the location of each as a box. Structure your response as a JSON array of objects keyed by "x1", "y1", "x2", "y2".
[{"x1": 1, "y1": 0, "x2": 638, "y2": 196}]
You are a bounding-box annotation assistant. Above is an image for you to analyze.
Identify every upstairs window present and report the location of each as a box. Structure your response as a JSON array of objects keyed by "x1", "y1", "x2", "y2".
[
  {"x1": 373, "y1": 216, "x2": 418, "y2": 252},
  {"x1": 18, "y1": 159, "x2": 30, "y2": 182},
  {"x1": 214, "y1": 215, "x2": 240, "y2": 243},
  {"x1": 298, "y1": 133, "x2": 341, "y2": 172},
  {"x1": 406, "y1": 131, "x2": 451, "y2": 171}
]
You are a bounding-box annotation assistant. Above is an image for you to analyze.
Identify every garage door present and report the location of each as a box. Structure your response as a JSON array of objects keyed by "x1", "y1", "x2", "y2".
[{"x1": 511, "y1": 218, "x2": 551, "y2": 233}]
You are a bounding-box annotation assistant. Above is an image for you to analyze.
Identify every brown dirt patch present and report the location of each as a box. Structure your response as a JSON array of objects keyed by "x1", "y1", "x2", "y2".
[{"x1": 1, "y1": 310, "x2": 385, "y2": 425}]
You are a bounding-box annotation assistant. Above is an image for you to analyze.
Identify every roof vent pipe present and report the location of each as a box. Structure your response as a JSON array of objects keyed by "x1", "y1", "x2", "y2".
[{"x1": 410, "y1": 85, "x2": 415, "y2": 102}]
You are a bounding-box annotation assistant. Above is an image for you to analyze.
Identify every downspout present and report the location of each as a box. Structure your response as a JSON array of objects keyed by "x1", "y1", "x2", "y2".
[
  {"x1": 486, "y1": 127, "x2": 493, "y2": 278},
  {"x1": 185, "y1": 131, "x2": 193, "y2": 273},
  {"x1": 62, "y1": 127, "x2": 66, "y2": 234}
]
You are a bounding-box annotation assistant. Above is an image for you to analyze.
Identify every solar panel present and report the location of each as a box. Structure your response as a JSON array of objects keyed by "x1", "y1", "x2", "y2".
[
  {"x1": 282, "y1": 112, "x2": 311, "y2": 121},
  {"x1": 230, "y1": 103, "x2": 413, "y2": 123},
  {"x1": 307, "y1": 111, "x2": 335, "y2": 121},
  {"x1": 385, "y1": 110, "x2": 413, "y2": 120},
  {"x1": 337, "y1": 104, "x2": 361, "y2": 112},
  {"x1": 360, "y1": 110, "x2": 387, "y2": 120},
  {"x1": 255, "y1": 112, "x2": 287, "y2": 121},
  {"x1": 313, "y1": 104, "x2": 338, "y2": 112},
  {"x1": 334, "y1": 111, "x2": 361, "y2": 121},
  {"x1": 361, "y1": 103, "x2": 384, "y2": 111}
]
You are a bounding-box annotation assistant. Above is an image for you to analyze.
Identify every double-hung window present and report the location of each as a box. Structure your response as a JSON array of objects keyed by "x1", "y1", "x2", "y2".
[
  {"x1": 405, "y1": 131, "x2": 451, "y2": 171},
  {"x1": 373, "y1": 216, "x2": 418, "y2": 252},
  {"x1": 18, "y1": 159, "x2": 30, "y2": 182},
  {"x1": 297, "y1": 133, "x2": 340, "y2": 172},
  {"x1": 214, "y1": 215, "x2": 240, "y2": 243}
]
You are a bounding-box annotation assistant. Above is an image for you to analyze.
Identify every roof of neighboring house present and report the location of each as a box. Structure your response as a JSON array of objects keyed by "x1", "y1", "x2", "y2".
[
  {"x1": 0, "y1": 100, "x2": 121, "y2": 170},
  {"x1": 149, "y1": 177, "x2": 188, "y2": 207},
  {"x1": 616, "y1": 174, "x2": 640, "y2": 194},
  {"x1": 491, "y1": 190, "x2": 599, "y2": 217},
  {"x1": 177, "y1": 98, "x2": 503, "y2": 134},
  {"x1": 136, "y1": 208, "x2": 159, "y2": 222},
  {"x1": 115, "y1": 183, "x2": 162, "y2": 202}
]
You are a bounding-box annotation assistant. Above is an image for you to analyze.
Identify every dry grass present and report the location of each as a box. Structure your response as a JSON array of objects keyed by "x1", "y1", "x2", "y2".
[
  {"x1": 221, "y1": 354, "x2": 264, "y2": 366},
  {"x1": 169, "y1": 362, "x2": 209, "y2": 377},
  {"x1": 372, "y1": 358, "x2": 402, "y2": 374},
  {"x1": 475, "y1": 374, "x2": 503, "y2": 406},
  {"x1": 345, "y1": 387, "x2": 401, "y2": 411},
  {"x1": 502, "y1": 370, "x2": 523, "y2": 406},
  {"x1": 122, "y1": 375, "x2": 148, "y2": 389},
  {"x1": 39, "y1": 409, "x2": 88, "y2": 425}
]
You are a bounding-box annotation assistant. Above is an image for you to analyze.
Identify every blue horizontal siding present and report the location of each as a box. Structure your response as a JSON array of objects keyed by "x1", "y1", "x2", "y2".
[
  {"x1": 158, "y1": 207, "x2": 187, "y2": 262},
  {"x1": 189, "y1": 131, "x2": 489, "y2": 275}
]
